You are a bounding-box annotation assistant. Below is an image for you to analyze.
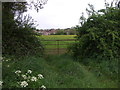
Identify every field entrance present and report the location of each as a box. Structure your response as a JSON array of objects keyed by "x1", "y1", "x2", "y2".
[
  {"x1": 40, "y1": 35, "x2": 77, "y2": 55},
  {"x1": 43, "y1": 39, "x2": 76, "y2": 55}
]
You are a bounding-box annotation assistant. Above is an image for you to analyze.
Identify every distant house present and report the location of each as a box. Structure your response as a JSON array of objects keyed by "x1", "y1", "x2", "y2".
[
  {"x1": 34, "y1": 28, "x2": 76, "y2": 35},
  {"x1": 34, "y1": 29, "x2": 56, "y2": 35}
]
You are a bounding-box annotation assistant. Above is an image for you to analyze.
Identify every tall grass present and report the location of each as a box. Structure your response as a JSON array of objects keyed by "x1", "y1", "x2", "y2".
[{"x1": 2, "y1": 55, "x2": 118, "y2": 88}]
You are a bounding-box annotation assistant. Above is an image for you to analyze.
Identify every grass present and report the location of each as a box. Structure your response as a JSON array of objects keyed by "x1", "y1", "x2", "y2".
[
  {"x1": 2, "y1": 35, "x2": 118, "y2": 88},
  {"x1": 37, "y1": 35, "x2": 77, "y2": 49},
  {"x1": 2, "y1": 54, "x2": 118, "y2": 88},
  {"x1": 40, "y1": 35, "x2": 76, "y2": 40},
  {"x1": 37, "y1": 35, "x2": 78, "y2": 54}
]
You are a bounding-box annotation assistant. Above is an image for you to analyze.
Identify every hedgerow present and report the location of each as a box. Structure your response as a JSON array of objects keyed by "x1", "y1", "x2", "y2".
[{"x1": 69, "y1": 1, "x2": 120, "y2": 61}]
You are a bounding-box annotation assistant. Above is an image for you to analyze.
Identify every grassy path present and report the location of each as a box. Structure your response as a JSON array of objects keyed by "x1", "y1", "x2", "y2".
[
  {"x1": 3, "y1": 55, "x2": 117, "y2": 88},
  {"x1": 44, "y1": 55, "x2": 117, "y2": 88}
]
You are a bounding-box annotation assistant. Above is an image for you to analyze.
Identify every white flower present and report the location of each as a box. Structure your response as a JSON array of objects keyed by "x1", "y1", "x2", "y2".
[
  {"x1": 27, "y1": 70, "x2": 32, "y2": 74},
  {"x1": 90, "y1": 18, "x2": 93, "y2": 21},
  {"x1": 15, "y1": 70, "x2": 21, "y2": 75},
  {"x1": 20, "y1": 81, "x2": 28, "y2": 87},
  {"x1": 38, "y1": 74, "x2": 44, "y2": 79},
  {"x1": 6, "y1": 60, "x2": 8, "y2": 61},
  {"x1": 41, "y1": 85, "x2": 46, "y2": 89},
  {"x1": 21, "y1": 75, "x2": 27, "y2": 80},
  {"x1": 0, "y1": 81, "x2": 3, "y2": 86},
  {"x1": 31, "y1": 76, "x2": 37, "y2": 82},
  {"x1": 5, "y1": 59, "x2": 11, "y2": 61}
]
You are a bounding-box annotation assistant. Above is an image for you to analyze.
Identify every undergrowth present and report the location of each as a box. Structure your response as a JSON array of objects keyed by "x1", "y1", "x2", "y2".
[{"x1": 2, "y1": 54, "x2": 118, "y2": 88}]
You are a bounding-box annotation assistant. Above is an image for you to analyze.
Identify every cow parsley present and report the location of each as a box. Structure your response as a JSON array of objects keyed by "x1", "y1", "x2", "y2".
[
  {"x1": 38, "y1": 74, "x2": 44, "y2": 79},
  {"x1": 20, "y1": 81, "x2": 28, "y2": 87},
  {"x1": 31, "y1": 76, "x2": 37, "y2": 82},
  {"x1": 27, "y1": 70, "x2": 32, "y2": 74}
]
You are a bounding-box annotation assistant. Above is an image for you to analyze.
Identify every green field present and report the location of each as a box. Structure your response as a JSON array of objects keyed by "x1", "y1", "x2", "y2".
[
  {"x1": 37, "y1": 35, "x2": 77, "y2": 49},
  {"x1": 40, "y1": 35, "x2": 76, "y2": 40},
  {"x1": 37, "y1": 35, "x2": 77, "y2": 54}
]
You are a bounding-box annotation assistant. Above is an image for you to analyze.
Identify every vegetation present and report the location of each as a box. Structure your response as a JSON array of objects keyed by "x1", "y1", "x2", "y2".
[
  {"x1": 2, "y1": 0, "x2": 119, "y2": 88},
  {"x1": 2, "y1": 55, "x2": 118, "y2": 88},
  {"x1": 2, "y1": 1, "x2": 47, "y2": 57},
  {"x1": 70, "y1": 1, "x2": 120, "y2": 60},
  {"x1": 40, "y1": 35, "x2": 76, "y2": 40},
  {"x1": 39, "y1": 35, "x2": 77, "y2": 49},
  {"x1": 69, "y1": 0, "x2": 119, "y2": 83},
  {"x1": 51, "y1": 28, "x2": 77, "y2": 35}
]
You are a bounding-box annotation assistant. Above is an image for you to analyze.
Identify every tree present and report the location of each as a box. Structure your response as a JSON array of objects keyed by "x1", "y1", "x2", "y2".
[
  {"x1": 2, "y1": 0, "x2": 48, "y2": 56},
  {"x1": 69, "y1": 1, "x2": 120, "y2": 60}
]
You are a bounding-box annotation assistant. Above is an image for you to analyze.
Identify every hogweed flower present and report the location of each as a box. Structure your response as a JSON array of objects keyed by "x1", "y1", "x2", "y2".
[
  {"x1": 27, "y1": 70, "x2": 32, "y2": 74},
  {"x1": 31, "y1": 76, "x2": 37, "y2": 82},
  {"x1": 38, "y1": 74, "x2": 44, "y2": 79},
  {"x1": 20, "y1": 81, "x2": 28, "y2": 87}
]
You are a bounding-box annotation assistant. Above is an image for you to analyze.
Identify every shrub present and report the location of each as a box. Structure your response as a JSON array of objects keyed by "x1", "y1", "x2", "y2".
[{"x1": 69, "y1": 2, "x2": 120, "y2": 61}]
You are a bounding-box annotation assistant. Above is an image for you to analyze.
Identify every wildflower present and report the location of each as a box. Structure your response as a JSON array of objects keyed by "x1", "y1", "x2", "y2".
[
  {"x1": 41, "y1": 85, "x2": 46, "y2": 89},
  {"x1": 15, "y1": 70, "x2": 21, "y2": 75},
  {"x1": 21, "y1": 74, "x2": 27, "y2": 80},
  {"x1": 90, "y1": 18, "x2": 93, "y2": 21},
  {"x1": 38, "y1": 74, "x2": 44, "y2": 79},
  {"x1": 6, "y1": 60, "x2": 8, "y2": 61},
  {"x1": 20, "y1": 81, "x2": 28, "y2": 87},
  {"x1": 0, "y1": 81, "x2": 3, "y2": 86},
  {"x1": 31, "y1": 76, "x2": 37, "y2": 82},
  {"x1": 27, "y1": 70, "x2": 32, "y2": 74}
]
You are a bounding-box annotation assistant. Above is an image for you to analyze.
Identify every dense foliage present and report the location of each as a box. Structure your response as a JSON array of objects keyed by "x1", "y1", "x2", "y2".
[
  {"x1": 69, "y1": 1, "x2": 120, "y2": 60},
  {"x1": 2, "y1": 2, "x2": 47, "y2": 56}
]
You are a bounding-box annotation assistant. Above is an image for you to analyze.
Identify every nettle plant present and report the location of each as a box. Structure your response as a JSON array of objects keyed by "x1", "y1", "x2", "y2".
[{"x1": 15, "y1": 70, "x2": 46, "y2": 88}]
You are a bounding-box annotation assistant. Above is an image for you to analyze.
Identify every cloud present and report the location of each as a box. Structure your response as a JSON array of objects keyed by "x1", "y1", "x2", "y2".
[{"x1": 24, "y1": 0, "x2": 112, "y2": 29}]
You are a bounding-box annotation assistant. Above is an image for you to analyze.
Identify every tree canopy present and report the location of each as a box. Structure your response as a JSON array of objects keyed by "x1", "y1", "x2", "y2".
[{"x1": 2, "y1": 0, "x2": 48, "y2": 56}]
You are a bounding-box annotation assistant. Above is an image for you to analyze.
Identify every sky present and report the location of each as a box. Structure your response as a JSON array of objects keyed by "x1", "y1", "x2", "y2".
[{"x1": 24, "y1": 0, "x2": 113, "y2": 29}]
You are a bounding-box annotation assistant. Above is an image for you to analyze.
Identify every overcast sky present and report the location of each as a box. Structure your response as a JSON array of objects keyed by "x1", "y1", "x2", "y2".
[{"x1": 24, "y1": 0, "x2": 113, "y2": 29}]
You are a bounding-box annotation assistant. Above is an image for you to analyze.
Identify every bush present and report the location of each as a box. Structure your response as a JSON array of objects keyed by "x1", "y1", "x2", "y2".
[{"x1": 69, "y1": 3, "x2": 120, "y2": 60}]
